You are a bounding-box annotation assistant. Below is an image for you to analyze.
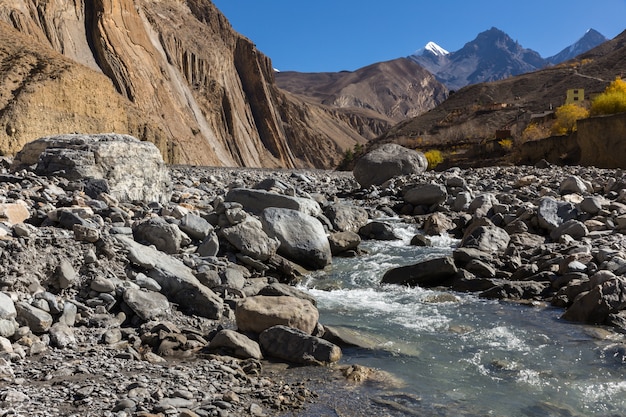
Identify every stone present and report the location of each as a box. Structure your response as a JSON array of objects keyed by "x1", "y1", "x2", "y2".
[
  {"x1": 0, "y1": 292, "x2": 16, "y2": 320},
  {"x1": 469, "y1": 193, "x2": 498, "y2": 217},
  {"x1": 221, "y1": 218, "x2": 280, "y2": 262},
  {"x1": 550, "y1": 219, "x2": 589, "y2": 241},
  {"x1": 381, "y1": 257, "x2": 458, "y2": 287},
  {"x1": 133, "y1": 218, "x2": 183, "y2": 254},
  {"x1": 480, "y1": 281, "x2": 548, "y2": 300},
  {"x1": 410, "y1": 235, "x2": 432, "y2": 246},
  {"x1": 580, "y1": 196, "x2": 605, "y2": 215},
  {"x1": 49, "y1": 323, "x2": 76, "y2": 348},
  {"x1": 236, "y1": 296, "x2": 319, "y2": 335},
  {"x1": 14, "y1": 134, "x2": 172, "y2": 203},
  {"x1": 353, "y1": 144, "x2": 427, "y2": 188},
  {"x1": 197, "y1": 232, "x2": 220, "y2": 257},
  {"x1": 117, "y1": 235, "x2": 223, "y2": 319},
  {"x1": 423, "y1": 212, "x2": 454, "y2": 235},
  {"x1": 461, "y1": 220, "x2": 510, "y2": 253},
  {"x1": 257, "y1": 283, "x2": 318, "y2": 306},
  {"x1": 179, "y1": 213, "x2": 213, "y2": 241},
  {"x1": 403, "y1": 183, "x2": 448, "y2": 206},
  {"x1": 537, "y1": 197, "x2": 578, "y2": 231},
  {"x1": 208, "y1": 329, "x2": 263, "y2": 360},
  {"x1": 73, "y1": 224, "x2": 101, "y2": 243},
  {"x1": 15, "y1": 302, "x2": 53, "y2": 333},
  {"x1": 324, "y1": 204, "x2": 369, "y2": 233},
  {"x1": 560, "y1": 175, "x2": 591, "y2": 195},
  {"x1": 225, "y1": 188, "x2": 322, "y2": 217},
  {"x1": 562, "y1": 278, "x2": 626, "y2": 324},
  {"x1": 90, "y1": 276, "x2": 116, "y2": 293},
  {"x1": 260, "y1": 208, "x2": 332, "y2": 270},
  {"x1": 358, "y1": 221, "x2": 399, "y2": 240},
  {"x1": 259, "y1": 325, "x2": 341, "y2": 364},
  {"x1": 123, "y1": 288, "x2": 170, "y2": 321},
  {"x1": 0, "y1": 202, "x2": 30, "y2": 225},
  {"x1": 328, "y1": 231, "x2": 361, "y2": 255}
]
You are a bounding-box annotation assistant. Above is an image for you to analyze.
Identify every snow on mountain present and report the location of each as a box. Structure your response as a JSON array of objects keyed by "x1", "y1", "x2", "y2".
[{"x1": 416, "y1": 41, "x2": 449, "y2": 57}]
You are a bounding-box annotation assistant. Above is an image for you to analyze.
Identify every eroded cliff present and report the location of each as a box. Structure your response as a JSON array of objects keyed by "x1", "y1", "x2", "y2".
[{"x1": 0, "y1": 0, "x2": 363, "y2": 168}]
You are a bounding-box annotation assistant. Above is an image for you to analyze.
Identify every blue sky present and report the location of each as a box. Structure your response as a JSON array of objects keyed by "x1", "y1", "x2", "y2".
[{"x1": 212, "y1": 0, "x2": 626, "y2": 73}]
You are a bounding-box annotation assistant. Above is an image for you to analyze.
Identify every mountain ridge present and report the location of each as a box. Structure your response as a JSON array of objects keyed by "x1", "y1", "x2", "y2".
[{"x1": 410, "y1": 27, "x2": 608, "y2": 90}]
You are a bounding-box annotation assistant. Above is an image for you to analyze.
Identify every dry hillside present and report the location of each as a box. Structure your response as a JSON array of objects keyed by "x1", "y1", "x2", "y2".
[
  {"x1": 0, "y1": 0, "x2": 368, "y2": 168},
  {"x1": 378, "y1": 29, "x2": 626, "y2": 154}
]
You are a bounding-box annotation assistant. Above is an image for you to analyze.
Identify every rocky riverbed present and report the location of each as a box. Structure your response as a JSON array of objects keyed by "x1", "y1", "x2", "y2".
[{"x1": 3, "y1": 135, "x2": 626, "y2": 416}]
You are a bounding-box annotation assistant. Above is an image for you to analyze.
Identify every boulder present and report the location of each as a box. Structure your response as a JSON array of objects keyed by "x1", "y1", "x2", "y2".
[
  {"x1": 133, "y1": 218, "x2": 183, "y2": 254},
  {"x1": 13, "y1": 134, "x2": 171, "y2": 203},
  {"x1": 259, "y1": 325, "x2": 341, "y2": 364},
  {"x1": 328, "y1": 231, "x2": 361, "y2": 255},
  {"x1": 353, "y1": 144, "x2": 427, "y2": 188},
  {"x1": 221, "y1": 218, "x2": 280, "y2": 262},
  {"x1": 207, "y1": 329, "x2": 262, "y2": 360},
  {"x1": 257, "y1": 283, "x2": 318, "y2": 306},
  {"x1": 423, "y1": 212, "x2": 454, "y2": 236},
  {"x1": 559, "y1": 175, "x2": 592, "y2": 195},
  {"x1": 117, "y1": 235, "x2": 223, "y2": 319},
  {"x1": 381, "y1": 257, "x2": 458, "y2": 287},
  {"x1": 537, "y1": 197, "x2": 578, "y2": 231},
  {"x1": 460, "y1": 219, "x2": 510, "y2": 253},
  {"x1": 0, "y1": 292, "x2": 17, "y2": 320},
  {"x1": 49, "y1": 323, "x2": 76, "y2": 349},
  {"x1": 178, "y1": 213, "x2": 213, "y2": 241},
  {"x1": 324, "y1": 204, "x2": 368, "y2": 233},
  {"x1": 550, "y1": 219, "x2": 589, "y2": 241},
  {"x1": 260, "y1": 208, "x2": 332, "y2": 270},
  {"x1": 359, "y1": 221, "x2": 399, "y2": 240},
  {"x1": 403, "y1": 183, "x2": 448, "y2": 206},
  {"x1": 0, "y1": 202, "x2": 30, "y2": 225},
  {"x1": 480, "y1": 281, "x2": 548, "y2": 300},
  {"x1": 235, "y1": 296, "x2": 319, "y2": 335},
  {"x1": 15, "y1": 303, "x2": 53, "y2": 333},
  {"x1": 123, "y1": 288, "x2": 171, "y2": 321},
  {"x1": 562, "y1": 278, "x2": 626, "y2": 324},
  {"x1": 225, "y1": 188, "x2": 321, "y2": 217}
]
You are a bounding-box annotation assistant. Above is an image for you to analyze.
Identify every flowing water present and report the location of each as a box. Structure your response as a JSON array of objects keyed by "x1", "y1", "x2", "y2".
[{"x1": 300, "y1": 219, "x2": 626, "y2": 416}]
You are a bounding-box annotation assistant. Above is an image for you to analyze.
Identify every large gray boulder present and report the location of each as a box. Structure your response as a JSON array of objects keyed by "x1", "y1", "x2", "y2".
[
  {"x1": 116, "y1": 235, "x2": 223, "y2": 319},
  {"x1": 381, "y1": 257, "x2": 458, "y2": 287},
  {"x1": 225, "y1": 188, "x2": 321, "y2": 217},
  {"x1": 221, "y1": 218, "x2": 280, "y2": 262},
  {"x1": 259, "y1": 325, "x2": 341, "y2": 365},
  {"x1": 403, "y1": 183, "x2": 448, "y2": 206},
  {"x1": 123, "y1": 288, "x2": 171, "y2": 321},
  {"x1": 260, "y1": 208, "x2": 331, "y2": 270},
  {"x1": 13, "y1": 134, "x2": 171, "y2": 203},
  {"x1": 324, "y1": 204, "x2": 368, "y2": 233},
  {"x1": 353, "y1": 144, "x2": 428, "y2": 188},
  {"x1": 537, "y1": 197, "x2": 578, "y2": 231},
  {"x1": 235, "y1": 295, "x2": 319, "y2": 335}
]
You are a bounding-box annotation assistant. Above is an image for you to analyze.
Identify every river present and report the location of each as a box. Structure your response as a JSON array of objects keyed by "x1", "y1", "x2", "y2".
[{"x1": 300, "y1": 220, "x2": 626, "y2": 416}]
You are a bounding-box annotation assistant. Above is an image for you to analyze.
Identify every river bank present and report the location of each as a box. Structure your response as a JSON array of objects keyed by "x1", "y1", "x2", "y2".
[{"x1": 3, "y1": 135, "x2": 626, "y2": 415}]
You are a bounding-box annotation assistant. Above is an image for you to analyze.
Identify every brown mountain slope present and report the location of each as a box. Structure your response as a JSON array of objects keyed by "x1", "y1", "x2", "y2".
[
  {"x1": 0, "y1": 0, "x2": 365, "y2": 168},
  {"x1": 276, "y1": 58, "x2": 448, "y2": 138},
  {"x1": 377, "y1": 30, "x2": 626, "y2": 154}
]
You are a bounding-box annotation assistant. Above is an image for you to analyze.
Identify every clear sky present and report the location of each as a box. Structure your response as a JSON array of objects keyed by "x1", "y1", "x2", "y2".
[{"x1": 212, "y1": 0, "x2": 626, "y2": 73}]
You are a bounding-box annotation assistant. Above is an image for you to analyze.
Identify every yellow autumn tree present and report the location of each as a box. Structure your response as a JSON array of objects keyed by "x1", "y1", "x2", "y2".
[
  {"x1": 591, "y1": 77, "x2": 626, "y2": 116},
  {"x1": 550, "y1": 103, "x2": 589, "y2": 135}
]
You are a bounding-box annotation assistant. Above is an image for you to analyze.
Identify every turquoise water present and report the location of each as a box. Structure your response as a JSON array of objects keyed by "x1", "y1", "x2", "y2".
[{"x1": 301, "y1": 220, "x2": 626, "y2": 416}]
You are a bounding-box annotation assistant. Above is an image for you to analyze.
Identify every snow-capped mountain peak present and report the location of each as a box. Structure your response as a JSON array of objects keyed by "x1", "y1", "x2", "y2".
[{"x1": 417, "y1": 41, "x2": 449, "y2": 57}]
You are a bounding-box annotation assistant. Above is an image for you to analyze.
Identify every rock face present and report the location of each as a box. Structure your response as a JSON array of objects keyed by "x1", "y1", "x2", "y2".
[
  {"x1": 353, "y1": 144, "x2": 428, "y2": 188},
  {"x1": 14, "y1": 134, "x2": 172, "y2": 204},
  {"x1": 0, "y1": 0, "x2": 365, "y2": 169}
]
